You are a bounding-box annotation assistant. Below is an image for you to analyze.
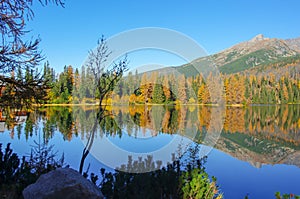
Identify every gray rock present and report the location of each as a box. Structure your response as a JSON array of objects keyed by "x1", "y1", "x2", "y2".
[{"x1": 23, "y1": 168, "x2": 104, "y2": 199}]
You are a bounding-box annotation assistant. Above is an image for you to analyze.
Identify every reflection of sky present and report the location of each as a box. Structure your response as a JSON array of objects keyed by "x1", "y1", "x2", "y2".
[
  {"x1": 108, "y1": 130, "x2": 174, "y2": 153},
  {"x1": 1, "y1": 119, "x2": 300, "y2": 198},
  {"x1": 85, "y1": 131, "x2": 193, "y2": 172},
  {"x1": 206, "y1": 148, "x2": 300, "y2": 199}
]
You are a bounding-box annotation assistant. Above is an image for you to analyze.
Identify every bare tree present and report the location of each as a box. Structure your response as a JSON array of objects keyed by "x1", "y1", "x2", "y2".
[
  {"x1": 79, "y1": 36, "x2": 128, "y2": 174},
  {"x1": 86, "y1": 36, "x2": 128, "y2": 107}
]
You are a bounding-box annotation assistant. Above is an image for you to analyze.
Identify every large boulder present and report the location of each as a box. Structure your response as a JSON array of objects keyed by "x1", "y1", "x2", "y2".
[{"x1": 23, "y1": 168, "x2": 104, "y2": 199}]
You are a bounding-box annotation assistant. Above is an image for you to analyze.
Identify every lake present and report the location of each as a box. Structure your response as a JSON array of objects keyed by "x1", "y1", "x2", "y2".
[{"x1": 1, "y1": 105, "x2": 300, "y2": 198}]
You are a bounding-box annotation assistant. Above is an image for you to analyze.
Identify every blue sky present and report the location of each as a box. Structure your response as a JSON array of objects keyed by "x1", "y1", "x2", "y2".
[{"x1": 28, "y1": 0, "x2": 300, "y2": 73}]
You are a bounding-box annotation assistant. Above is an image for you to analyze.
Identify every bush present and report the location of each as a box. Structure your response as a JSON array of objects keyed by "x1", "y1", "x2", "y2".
[{"x1": 0, "y1": 142, "x2": 64, "y2": 198}]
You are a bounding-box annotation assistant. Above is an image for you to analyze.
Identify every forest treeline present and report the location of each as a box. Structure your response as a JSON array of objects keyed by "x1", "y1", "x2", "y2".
[{"x1": 29, "y1": 60, "x2": 300, "y2": 105}]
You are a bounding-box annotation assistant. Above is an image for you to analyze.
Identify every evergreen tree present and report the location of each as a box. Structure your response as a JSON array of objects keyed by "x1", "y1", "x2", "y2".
[
  {"x1": 140, "y1": 73, "x2": 148, "y2": 103},
  {"x1": 127, "y1": 71, "x2": 135, "y2": 95},
  {"x1": 162, "y1": 75, "x2": 171, "y2": 102},
  {"x1": 25, "y1": 66, "x2": 33, "y2": 84},
  {"x1": 152, "y1": 79, "x2": 165, "y2": 104},
  {"x1": 79, "y1": 65, "x2": 87, "y2": 101},
  {"x1": 16, "y1": 65, "x2": 23, "y2": 82},
  {"x1": 178, "y1": 75, "x2": 187, "y2": 103}
]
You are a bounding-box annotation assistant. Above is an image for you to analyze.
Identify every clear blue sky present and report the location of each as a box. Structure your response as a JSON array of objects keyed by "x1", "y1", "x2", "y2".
[{"x1": 28, "y1": 0, "x2": 300, "y2": 73}]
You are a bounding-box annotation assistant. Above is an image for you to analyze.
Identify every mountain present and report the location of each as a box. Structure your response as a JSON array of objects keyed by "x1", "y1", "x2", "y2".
[
  {"x1": 212, "y1": 34, "x2": 299, "y2": 73},
  {"x1": 285, "y1": 37, "x2": 300, "y2": 52},
  {"x1": 216, "y1": 132, "x2": 300, "y2": 168},
  {"x1": 147, "y1": 34, "x2": 300, "y2": 76}
]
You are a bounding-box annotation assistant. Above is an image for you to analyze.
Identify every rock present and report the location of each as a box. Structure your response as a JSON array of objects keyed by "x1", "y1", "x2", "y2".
[
  {"x1": 250, "y1": 34, "x2": 266, "y2": 42},
  {"x1": 23, "y1": 168, "x2": 104, "y2": 199}
]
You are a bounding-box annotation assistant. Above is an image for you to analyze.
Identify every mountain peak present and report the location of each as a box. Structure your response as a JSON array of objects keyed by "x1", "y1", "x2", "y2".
[{"x1": 250, "y1": 34, "x2": 267, "y2": 42}]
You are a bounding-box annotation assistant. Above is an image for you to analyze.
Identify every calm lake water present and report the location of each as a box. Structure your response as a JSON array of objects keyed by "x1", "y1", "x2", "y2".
[{"x1": 1, "y1": 105, "x2": 300, "y2": 198}]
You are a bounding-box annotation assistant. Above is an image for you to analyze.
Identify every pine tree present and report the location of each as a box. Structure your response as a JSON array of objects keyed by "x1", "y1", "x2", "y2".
[
  {"x1": 127, "y1": 71, "x2": 135, "y2": 95},
  {"x1": 79, "y1": 65, "x2": 86, "y2": 101},
  {"x1": 224, "y1": 77, "x2": 231, "y2": 104},
  {"x1": 178, "y1": 75, "x2": 187, "y2": 103},
  {"x1": 244, "y1": 77, "x2": 251, "y2": 104},
  {"x1": 16, "y1": 65, "x2": 23, "y2": 82},
  {"x1": 235, "y1": 75, "x2": 245, "y2": 104},
  {"x1": 202, "y1": 84, "x2": 211, "y2": 104},
  {"x1": 140, "y1": 73, "x2": 148, "y2": 103},
  {"x1": 66, "y1": 65, "x2": 74, "y2": 96},
  {"x1": 197, "y1": 84, "x2": 205, "y2": 104},
  {"x1": 152, "y1": 78, "x2": 165, "y2": 104},
  {"x1": 281, "y1": 81, "x2": 289, "y2": 104},
  {"x1": 162, "y1": 75, "x2": 171, "y2": 102},
  {"x1": 25, "y1": 66, "x2": 33, "y2": 84}
]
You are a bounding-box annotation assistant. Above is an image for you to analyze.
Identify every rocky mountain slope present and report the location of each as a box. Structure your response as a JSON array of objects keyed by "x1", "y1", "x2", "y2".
[
  {"x1": 150, "y1": 34, "x2": 300, "y2": 76},
  {"x1": 214, "y1": 34, "x2": 298, "y2": 73},
  {"x1": 215, "y1": 132, "x2": 300, "y2": 168},
  {"x1": 285, "y1": 37, "x2": 300, "y2": 52}
]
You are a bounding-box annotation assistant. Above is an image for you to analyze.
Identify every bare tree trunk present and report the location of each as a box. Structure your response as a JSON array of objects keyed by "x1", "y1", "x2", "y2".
[{"x1": 79, "y1": 112, "x2": 99, "y2": 174}]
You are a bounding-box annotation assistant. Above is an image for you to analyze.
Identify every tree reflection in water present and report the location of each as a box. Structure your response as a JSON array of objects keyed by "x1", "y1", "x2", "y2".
[
  {"x1": 73, "y1": 105, "x2": 222, "y2": 199},
  {"x1": 33, "y1": 105, "x2": 300, "y2": 170},
  {"x1": 2, "y1": 104, "x2": 299, "y2": 198},
  {"x1": 97, "y1": 145, "x2": 222, "y2": 199}
]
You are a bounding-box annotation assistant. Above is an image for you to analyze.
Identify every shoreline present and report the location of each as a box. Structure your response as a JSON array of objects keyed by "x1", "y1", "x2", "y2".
[{"x1": 34, "y1": 103, "x2": 300, "y2": 107}]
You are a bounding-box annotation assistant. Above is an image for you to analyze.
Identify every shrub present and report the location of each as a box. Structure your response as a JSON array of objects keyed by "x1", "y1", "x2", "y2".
[{"x1": 0, "y1": 142, "x2": 64, "y2": 198}]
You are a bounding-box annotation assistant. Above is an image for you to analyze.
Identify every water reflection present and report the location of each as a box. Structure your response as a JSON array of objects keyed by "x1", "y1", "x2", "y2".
[
  {"x1": 1, "y1": 105, "x2": 299, "y2": 198},
  {"x1": 3, "y1": 105, "x2": 300, "y2": 169}
]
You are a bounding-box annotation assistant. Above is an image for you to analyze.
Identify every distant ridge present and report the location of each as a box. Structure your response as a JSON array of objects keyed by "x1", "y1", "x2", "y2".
[
  {"x1": 285, "y1": 37, "x2": 300, "y2": 52},
  {"x1": 146, "y1": 34, "x2": 300, "y2": 76}
]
